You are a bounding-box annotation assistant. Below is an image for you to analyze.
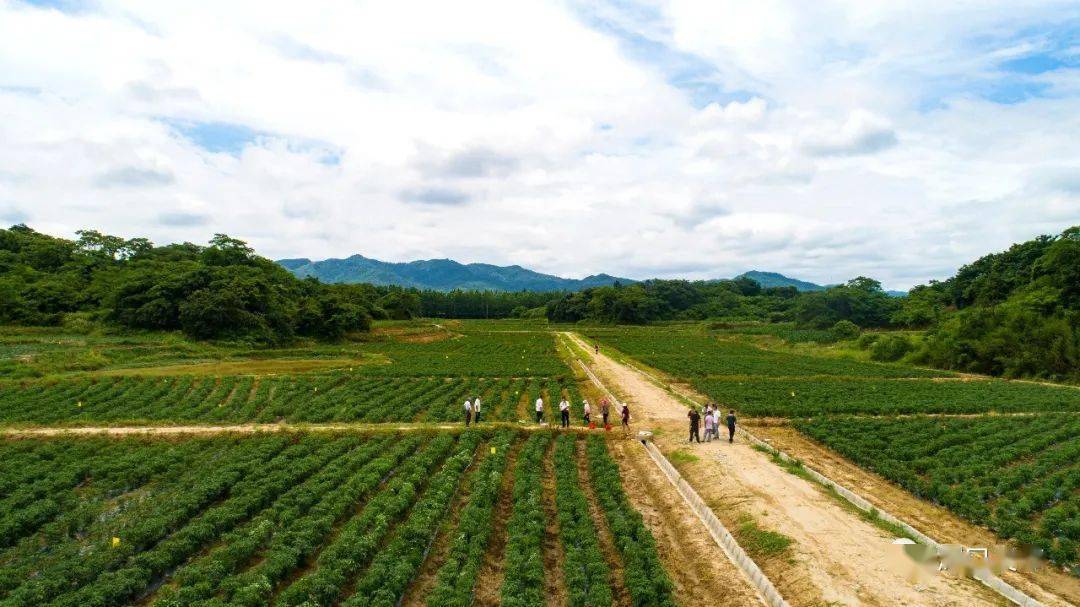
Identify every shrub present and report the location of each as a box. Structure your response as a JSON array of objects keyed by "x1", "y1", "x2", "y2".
[
  {"x1": 869, "y1": 334, "x2": 914, "y2": 362},
  {"x1": 832, "y1": 320, "x2": 861, "y2": 340}
]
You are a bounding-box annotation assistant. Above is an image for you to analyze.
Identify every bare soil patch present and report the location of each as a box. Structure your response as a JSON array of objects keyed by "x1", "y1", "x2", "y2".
[
  {"x1": 540, "y1": 437, "x2": 570, "y2": 607},
  {"x1": 472, "y1": 440, "x2": 522, "y2": 607}
]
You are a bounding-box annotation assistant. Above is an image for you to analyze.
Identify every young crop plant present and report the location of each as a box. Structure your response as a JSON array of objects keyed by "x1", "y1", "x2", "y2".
[
  {"x1": 553, "y1": 434, "x2": 612, "y2": 607},
  {"x1": 421, "y1": 430, "x2": 515, "y2": 607},
  {"x1": 500, "y1": 432, "x2": 552, "y2": 607},
  {"x1": 585, "y1": 435, "x2": 676, "y2": 607}
]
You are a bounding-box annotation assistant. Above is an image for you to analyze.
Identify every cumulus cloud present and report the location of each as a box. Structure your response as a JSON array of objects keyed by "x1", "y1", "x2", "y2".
[
  {"x1": 0, "y1": 1, "x2": 1078, "y2": 289},
  {"x1": 399, "y1": 187, "x2": 472, "y2": 205},
  {"x1": 801, "y1": 111, "x2": 898, "y2": 157},
  {"x1": 95, "y1": 166, "x2": 175, "y2": 188},
  {"x1": 158, "y1": 211, "x2": 210, "y2": 226}
]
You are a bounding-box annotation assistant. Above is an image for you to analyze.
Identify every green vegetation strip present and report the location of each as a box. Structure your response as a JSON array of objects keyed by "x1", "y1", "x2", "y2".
[
  {"x1": 585, "y1": 435, "x2": 676, "y2": 607},
  {"x1": 422, "y1": 430, "x2": 515, "y2": 607},
  {"x1": 500, "y1": 432, "x2": 551, "y2": 607},
  {"x1": 553, "y1": 434, "x2": 613, "y2": 607}
]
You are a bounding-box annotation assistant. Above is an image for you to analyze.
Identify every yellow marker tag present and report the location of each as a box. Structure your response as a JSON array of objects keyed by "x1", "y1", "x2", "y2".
[
  {"x1": 490, "y1": 447, "x2": 496, "y2": 455},
  {"x1": 77, "y1": 401, "x2": 82, "y2": 407},
  {"x1": 111, "y1": 537, "x2": 121, "y2": 548},
  {"x1": 790, "y1": 391, "x2": 796, "y2": 397}
]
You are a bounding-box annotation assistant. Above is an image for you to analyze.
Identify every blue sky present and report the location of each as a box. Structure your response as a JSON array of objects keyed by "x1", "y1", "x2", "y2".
[{"x1": 0, "y1": 0, "x2": 1078, "y2": 289}]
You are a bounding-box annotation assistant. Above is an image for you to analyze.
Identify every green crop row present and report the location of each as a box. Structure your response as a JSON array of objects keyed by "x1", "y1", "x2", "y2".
[
  {"x1": 500, "y1": 432, "x2": 552, "y2": 607},
  {"x1": 796, "y1": 414, "x2": 1080, "y2": 566},
  {"x1": 422, "y1": 431, "x2": 515, "y2": 607},
  {"x1": 0, "y1": 431, "x2": 680, "y2": 605},
  {"x1": 694, "y1": 376, "x2": 1080, "y2": 416},
  {"x1": 554, "y1": 434, "x2": 613, "y2": 607},
  {"x1": 585, "y1": 435, "x2": 676, "y2": 607},
  {"x1": 341, "y1": 432, "x2": 484, "y2": 607},
  {"x1": 587, "y1": 326, "x2": 948, "y2": 378},
  {"x1": 0, "y1": 375, "x2": 571, "y2": 425}
]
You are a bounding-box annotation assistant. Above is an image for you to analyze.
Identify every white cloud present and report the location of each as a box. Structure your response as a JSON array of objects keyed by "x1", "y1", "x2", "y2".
[{"x1": 0, "y1": 0, "x2": 1078, "y2": 290}]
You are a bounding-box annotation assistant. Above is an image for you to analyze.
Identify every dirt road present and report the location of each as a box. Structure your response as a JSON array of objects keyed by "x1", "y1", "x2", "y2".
[{"x1": 565, "y1": 332, "x2": 1010, "y2": 607}]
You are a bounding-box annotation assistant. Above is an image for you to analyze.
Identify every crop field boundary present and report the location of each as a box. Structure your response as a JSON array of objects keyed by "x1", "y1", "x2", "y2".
[
  {"x1": 571, "y1": 333, "x2": 1052, "y2": 607},
  {"x1": 0, "y1": 421, "x2": 595, "y2": 437},
  {"x1": 640, "y1": 439, "x2": 786, "y2": 607}
]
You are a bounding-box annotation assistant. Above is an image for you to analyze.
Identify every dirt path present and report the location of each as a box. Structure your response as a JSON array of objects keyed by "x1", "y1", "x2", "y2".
[
  {"x1": 540, "y1": 437, "x2": 570, "y2": 607},
  {"x1": 574, "y1": 439, "x2": 634, "y2": 607},
  {"x1": 472, "y1": 440, "x2": 521, "y2": 607},
  {"x1": 748, "y1": 423, "x2": 1080, "y2": 607},
  {"x1": 568, "y1": 332, "x2": 1009, "y2": 607},
  {"x1": 610, "y1": 439, "x2": 764, "y2": 607}
]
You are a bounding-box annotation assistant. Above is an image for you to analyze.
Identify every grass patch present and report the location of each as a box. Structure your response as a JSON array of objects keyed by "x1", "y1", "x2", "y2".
[
  {"x1": 734, "y1": 514, "x2": 793, "y2": 558},
  {"x1": 667, "y1": 449, "x2": 699, "y2": 465}
]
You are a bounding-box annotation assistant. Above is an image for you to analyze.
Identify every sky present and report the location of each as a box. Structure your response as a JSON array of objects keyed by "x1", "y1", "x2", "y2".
[{"x1": 1, "y1": 1, "x2": 1079, "y2": 290}]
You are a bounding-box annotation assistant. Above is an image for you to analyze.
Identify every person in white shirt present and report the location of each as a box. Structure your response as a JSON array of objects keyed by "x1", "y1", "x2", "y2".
[
  {"x1": 559, "y1": 399, "x2": 570, "y2": 428},
  {"x1": 535, "y1": 397, "x2": 544, "y2": 423},
  {"x1": 582, "y1": 399, "x2": 591, "y2": 426},
  {"x1": 473, "y1": 396, "x2": 481, "y2": 423},
  {"x1": 463, "y1": 399, "x2": 473, "y2": 427}
]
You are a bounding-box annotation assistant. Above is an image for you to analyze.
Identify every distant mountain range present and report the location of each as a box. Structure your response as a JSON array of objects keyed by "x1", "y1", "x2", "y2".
[
  {"x1": 277, "y1": 256, "x2": 906, "y2": 295},
  {"x1": 277, "y1": 255, "x2": 633, "y2": 292},
  {"x1": 733, "y1": 271, "x2": 826, "y2": 292}
]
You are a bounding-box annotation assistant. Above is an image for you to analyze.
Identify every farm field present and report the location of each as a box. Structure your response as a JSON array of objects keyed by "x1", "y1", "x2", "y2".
[
  {"x1": 0, "y1": 374, "x2": 583, "y2": 425},
  {"x1": 585, "y1": 325, "x2": 1079, "y2": 416},
  {"x1": 0, "y1": 429, "x2": 677, "y2": 607},
  {"x1": 796, "y1": 414, "x2": 1080, "y2": 565},
  {"x1": 0, "y1": 324, "x2": 580, "y2": 426},
  {"x1": 578, "y1": 324, "x2": 1080, "y2": 580}
]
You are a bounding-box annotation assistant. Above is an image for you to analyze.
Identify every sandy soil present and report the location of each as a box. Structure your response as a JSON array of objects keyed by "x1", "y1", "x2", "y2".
[
  {"x1": 609, "y1": 438, "x2": 765, "y2": 607},
  {"x1": 568, "y1": 332, "x2": 1011, "y2": 607}
]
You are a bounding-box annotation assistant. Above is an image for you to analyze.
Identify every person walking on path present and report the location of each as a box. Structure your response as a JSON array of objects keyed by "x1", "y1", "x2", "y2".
[
  {"x1": 703, "y1": 409, "x2": 715, "y2": 442},
  {"x1": 620, "y1": 403, "x2": 631, "y2": 436},
  {"x1": 535, "y1": 397, "x2": 544, "y2": 423},
  {"x1": 726, "y1": 409, "x2": 737, "y2": 443},
  {"x1": 464, "y1": 399, "x2": 473, "y2": 427},
  {"x1": 688, "y1": 408, "x2": 701, "y2": 443},
  {"x1": 582, "y1": 399, "x2": 591, "y2": 426},
  {"x1": 473, "y1": 396, "x2": 481, "y2": 423},
  {"x1": 600, "y1": 398, "x2": 610, "y2": 427},
  {"x1": 594, "y1": 342, "x2": 599, "y2": 355},
  {"x1": 559, "y1": 398, "x2": 570, "y2": 428}
]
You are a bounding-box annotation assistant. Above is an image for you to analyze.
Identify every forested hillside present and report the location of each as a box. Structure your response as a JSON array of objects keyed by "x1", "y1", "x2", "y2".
[
  {"x1": 903, "y1": 226, "x2": 1080, "y2": 380},
  {"x1": 0, "y1": 225, "x2": 376, "y2": 343}
]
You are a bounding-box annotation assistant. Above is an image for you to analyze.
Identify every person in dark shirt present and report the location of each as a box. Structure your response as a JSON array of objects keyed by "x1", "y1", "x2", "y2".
[
  {"x1": 726, "y1": 409, "x2": 737, "y2": 443},
  {"x1": 688, "y1": 408, "x2": 701, "y2": 443}
]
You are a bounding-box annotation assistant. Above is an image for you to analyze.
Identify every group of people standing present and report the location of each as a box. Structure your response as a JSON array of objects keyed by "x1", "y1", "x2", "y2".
[
  {"x1": 688, "y1": 403, "x2": 736, "y2": 443},
  {"x1": 535, "y1": 396, "x2": 630, "y2": 433},
  {"x1": 465, "y1": 394, "x2": 631, "y2": 433}
]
